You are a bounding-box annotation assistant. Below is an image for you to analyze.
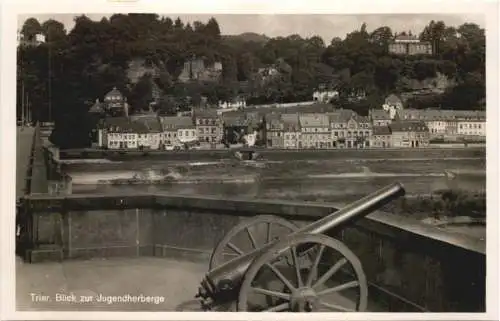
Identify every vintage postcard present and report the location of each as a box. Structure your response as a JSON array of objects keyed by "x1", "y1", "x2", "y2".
[{"x1": 0, "y1": 0, "x2": 498, "y2": 320}]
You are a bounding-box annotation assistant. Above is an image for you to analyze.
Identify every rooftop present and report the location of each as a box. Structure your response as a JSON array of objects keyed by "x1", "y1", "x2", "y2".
[
  {"x1": 369, "y1": 109, "x2": 391, "y2": 120},
  {"x1": 133, "y1": 117, "x2": 163, "y2": 133},
  {"x1": 159, "y1": 116, "x2": 194, "y2": 130},
  {"x1": 390, "y1": 120, "x2": 429, "y2": 132},
  {"x1": 281, "y1": 113, "x2": 300, "y2": 125},
  {"x1": 397, "y1": 109, "x2": 486, "y2": 121},
  {"x1": 299, "y1": 113, "x2": 330, "y2": 127},
  {"x1": 193, "y1": 109, "x2": 218, "y2": 119},
  {"x1": 104, "y1": 87, "x2": 123, "y2": 99},
  {"x1": 393, "y1": 34, "x2": 422, "y2": 42},
  {"x1": 89, "y1": 99, "x2": 105, "y2": 114},
  {"x1": 327, "y1": 109, "x2": 357, "y2": 123}
]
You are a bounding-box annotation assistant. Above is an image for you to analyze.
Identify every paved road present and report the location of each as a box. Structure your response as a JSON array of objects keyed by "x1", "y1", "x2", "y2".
[
  {"x1": 16, "y1": 256, "x2": 384, "y2": 312},
  {"x1": 16, "y1": 127, "x2": 35, "y2": 200}
]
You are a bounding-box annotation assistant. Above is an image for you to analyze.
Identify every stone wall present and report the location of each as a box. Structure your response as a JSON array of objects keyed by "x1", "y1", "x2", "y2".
[{"x1": 23, "y1": 194, "x2": 485, "y2": 312}]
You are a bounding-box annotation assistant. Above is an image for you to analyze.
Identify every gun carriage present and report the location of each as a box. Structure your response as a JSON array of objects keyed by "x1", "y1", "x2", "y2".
[{"x1": 195, "y1": 182, "x2": 406, "y2": 312}]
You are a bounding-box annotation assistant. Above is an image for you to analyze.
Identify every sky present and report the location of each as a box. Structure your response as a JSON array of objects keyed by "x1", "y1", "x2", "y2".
[{"x1": 18, "y1": 14, "x2": 485, "y2": 43}]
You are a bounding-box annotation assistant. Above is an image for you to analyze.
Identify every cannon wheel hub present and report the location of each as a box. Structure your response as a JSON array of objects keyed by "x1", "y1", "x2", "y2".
[
  {"x1": 290, "y1": 287, "x2": 319, "y2": 312},
  {"x1": 237, "y1": 233, "x2": 368, "y2": 312}
]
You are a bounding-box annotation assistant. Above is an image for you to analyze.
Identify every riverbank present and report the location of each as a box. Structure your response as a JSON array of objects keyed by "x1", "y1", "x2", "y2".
[
  {"x1": 56, "y1": 145, "x2": 486, "y2": 161},
  {"x1": 259, "y1": 188, "x2": 486, "y2": 239}
]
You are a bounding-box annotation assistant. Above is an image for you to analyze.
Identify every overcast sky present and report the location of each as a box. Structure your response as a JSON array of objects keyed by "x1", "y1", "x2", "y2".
[{"x1": 18, "y1": 14, "x2": 485, "y2": 43}]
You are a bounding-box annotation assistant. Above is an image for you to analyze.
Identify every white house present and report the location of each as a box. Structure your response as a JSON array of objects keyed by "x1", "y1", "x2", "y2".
[
  {"x1": 383, "y1": 94, "x2": 404, "y2": 119},
  {"x1": 218, "y1": 97, "x2": 247, "y2": 109},
  {"x1": 457, "y1": 111, "x2": 486, "y2": 138},
  {"x1": 313, "y1": 90, "x2": 339, "y2": 103},
  {"x1": 160, "y1": 116, "x2": 198, "y2": 146},
  {"x1": 134, "y1": 117, "x2": 163, "y2": 150},
  {"x1": 100, "y1": 117, "x2": 140, "y2": 150}
]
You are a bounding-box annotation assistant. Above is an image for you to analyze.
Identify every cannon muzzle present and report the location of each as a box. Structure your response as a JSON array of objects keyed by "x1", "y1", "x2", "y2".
[{"x1": 198, "y1": 182, "x2": 405, "y2": 308}]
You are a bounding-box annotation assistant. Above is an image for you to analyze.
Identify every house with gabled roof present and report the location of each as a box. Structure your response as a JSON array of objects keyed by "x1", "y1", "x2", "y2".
[
  {"x1": 299, "y1": 113, "x2": 331, "y2": 149},
  {"x1": 133, "y1": 117, "x2": 163, "y2": 150},
  {"x1": 159, "y1": 116, "x2": 197, "y2": 146},
  {"x1": 371, "y1": 126, "x2": 392, "y2": 148},
  {"x1": 193, "y1": 109, "x2": 223, "y2": 144},
  {"x1": 328, "y1": 109, "x2": 372, "y2": 148},
  {"x1": 281, "y1": 113, "x2": 301, "y2": 149},
  {"x1": 369, "y1": 109, "x2": 392, "y2": 126},
  {"x1": 389, "y1": 120, "x2": 430, "y2": 148},
  {"x1": 100, "y1": 116, "x2": 147, "y2": 149}
]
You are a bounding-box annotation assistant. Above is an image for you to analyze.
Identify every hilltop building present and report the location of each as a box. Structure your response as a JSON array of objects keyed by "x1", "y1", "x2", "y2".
[
  {"x1": 313, "y1": 88, "x2": 339, "y2": 103},
  {"x1": 388, "y1": 32, "x2": 433, "y2": 55}
]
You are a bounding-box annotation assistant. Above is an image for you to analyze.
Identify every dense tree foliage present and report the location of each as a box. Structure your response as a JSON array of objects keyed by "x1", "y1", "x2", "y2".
[{"x1": 17, "y1": 15, "x2": 485, "y2": 148}]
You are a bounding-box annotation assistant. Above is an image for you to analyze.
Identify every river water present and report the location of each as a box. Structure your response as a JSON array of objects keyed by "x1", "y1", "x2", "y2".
[{"x1": 64, "y1": 148, "x2": 486, "y2": 204}]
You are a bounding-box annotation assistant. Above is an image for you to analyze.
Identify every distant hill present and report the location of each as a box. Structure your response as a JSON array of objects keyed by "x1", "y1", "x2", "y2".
[{"x1": 222, "y1": 32, "x2": 270, "y2": 44}]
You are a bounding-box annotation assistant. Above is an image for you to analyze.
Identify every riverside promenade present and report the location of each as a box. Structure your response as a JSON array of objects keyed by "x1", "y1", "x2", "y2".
[{"x1": 16, "y1": 125, "x2": 47, "y2": 199}]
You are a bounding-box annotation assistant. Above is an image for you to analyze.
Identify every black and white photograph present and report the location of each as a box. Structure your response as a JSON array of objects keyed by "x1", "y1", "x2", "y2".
[{"x1": 1, "y1": 0, "x2": 498, "y2": 318}]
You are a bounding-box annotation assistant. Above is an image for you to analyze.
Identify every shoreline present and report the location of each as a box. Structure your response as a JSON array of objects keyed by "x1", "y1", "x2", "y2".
[{"x1": 57, "y1": 145, "x2": 486, "y2": 160}]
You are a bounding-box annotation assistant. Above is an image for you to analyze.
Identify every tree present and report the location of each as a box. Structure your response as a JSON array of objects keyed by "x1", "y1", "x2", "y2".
[
  {"x1": 41, "y1": 19, "x2": 67, "y2": 42},
  {"x1": 330, "y1": 37, "x2": 342, "y2": 47},
  {"x1": 128, "y1": 74, "x2": 153, "y2": 111},
  {"x1": 174, "y1": 17, "x2": 184, "y2": 30},
  {"x1": 237, "y1": 52, "x2": 256, "y2": 81},
  {"x1": 158, "y1": 94, "x2": 178, "y2": 115},
  {"x1": 370, "y1": 26, "x2": 393, "y2": 46},
  {"x1": 157, "y1": 71, "x2": 173, "y2": 91},
  {"x1": 21, "y1": 18, "x2": 42, "y2": 40},
  {"x1": 205, "y1": 17, "x2": 221, "y2": 38},
  {"x1": 412, "y1": 59, "x2": 438, "y2": 81},
  {"x1": 193, "y1": 21, "x2": 205, "y2": 33},
  {"x1": 18, "y1": 14, "x2": 486, "y2": 148},
  {"x1": 442, "y1": 71, "x2": 485, "y2": 110}
]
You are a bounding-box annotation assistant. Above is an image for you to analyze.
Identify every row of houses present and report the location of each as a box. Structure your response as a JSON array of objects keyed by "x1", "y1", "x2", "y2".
[
  {"x1": 265, "y1": 110, "x2": 428, "y2": 149},
  {"x1": 97, "y1": 109, "x2": 224, "y2": 150},
  {"x1": 95, "y1": 106, "x2": 486, "y2": 150}
]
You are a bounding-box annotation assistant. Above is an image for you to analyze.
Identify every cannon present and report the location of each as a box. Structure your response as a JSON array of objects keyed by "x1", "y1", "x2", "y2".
[{"x1": 195, "y1": 182, "x2": 405, "y2": 312}]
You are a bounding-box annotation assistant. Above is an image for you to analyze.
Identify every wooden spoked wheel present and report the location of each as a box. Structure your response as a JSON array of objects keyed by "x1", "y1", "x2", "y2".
[
  {"x1": 237, "y1": 233, "x2": 368, "y2": 312},
  {"x1": 209, "y1": 215, "x2": 299, "y2": 270}
]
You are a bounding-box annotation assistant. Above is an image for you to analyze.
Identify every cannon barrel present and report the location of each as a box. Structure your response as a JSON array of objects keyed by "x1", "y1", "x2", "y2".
[{"x1": 197, "y1": 182, "x2": 405, "y2": 307}]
